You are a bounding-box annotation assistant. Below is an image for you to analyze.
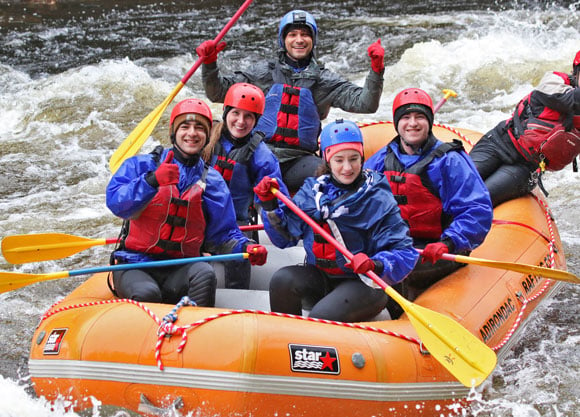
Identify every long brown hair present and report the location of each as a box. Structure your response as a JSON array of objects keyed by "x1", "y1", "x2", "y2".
[{"x1": 201, "y1": 120, "x2": 224, "y2": 163}]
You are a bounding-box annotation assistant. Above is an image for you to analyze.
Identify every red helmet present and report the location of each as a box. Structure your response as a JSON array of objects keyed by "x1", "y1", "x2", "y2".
[
  {"x1": 224, "y1": 83, "x2": 266, "y2": 115},
  {"x1": 169, "y1": 98, "x2": 213, "y2": 135},
  {"x1": 392, "y1": 88, "x2": 434, "y2": 129},
  {"x1": 392, "y1": 88, "x2": 434, "y2": 117}
]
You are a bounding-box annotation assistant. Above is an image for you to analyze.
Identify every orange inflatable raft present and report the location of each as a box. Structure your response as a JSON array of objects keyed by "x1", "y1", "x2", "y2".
[{"x1": 28, "y1": 123, "x2": 567, "y2": 416}]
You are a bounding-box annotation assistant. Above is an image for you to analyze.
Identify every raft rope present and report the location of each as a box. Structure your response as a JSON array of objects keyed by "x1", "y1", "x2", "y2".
[
  {"x1": 489, "y1": 194, "x2": 558, "y2": 352},
  {"x1": 39, "y1": 297, "x2": 420, "y2": 371},
  {"x1": 491, "y1": 219, "x2": 551, "y2": 243}
]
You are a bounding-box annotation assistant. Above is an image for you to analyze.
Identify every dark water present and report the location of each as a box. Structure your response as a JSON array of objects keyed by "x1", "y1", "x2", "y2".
[
  {"x1": 0, "y1": 0, "x2": 579, "y2": 416},
  {"x1": 2, "y1": 0, "x2": 577, "y2": 77}
]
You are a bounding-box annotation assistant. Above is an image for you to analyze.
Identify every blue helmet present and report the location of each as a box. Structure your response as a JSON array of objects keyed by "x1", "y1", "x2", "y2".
[
  {"x1": 320, "y1": 119, "x2": 364, "y2": 161},
  {"x1": 278, "y1": 10, "x2": 318, "y2": 49}
]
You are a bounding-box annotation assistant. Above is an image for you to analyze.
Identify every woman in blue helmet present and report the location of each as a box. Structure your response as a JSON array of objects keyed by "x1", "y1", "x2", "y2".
[
  {"x1": 202, "y1": 83, "x2": 289, "y2": 289},
  {"x1": 253, "y1": 120, "x2": 418, "y2": 322},
  {"x1": 196, "y1": 10, "x2": 385, "y2": 194}
]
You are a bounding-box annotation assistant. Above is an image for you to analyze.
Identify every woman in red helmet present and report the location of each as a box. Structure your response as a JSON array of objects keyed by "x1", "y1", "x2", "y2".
[
  {"x1": 469, "y1": 50, "x2": 580, "y2": 206},
  {"x1": 253, "y1": 119, "x2": 417, "y2": 322},
  {"x1": 106, "y1": 98, "x2": 268, "y2": 305},
  {"x1": 365, "y1": 88, "x2": 493, "y2": 315},
  {"x1": 202, "y1": 83, "x2": 288, "y2": 289}
]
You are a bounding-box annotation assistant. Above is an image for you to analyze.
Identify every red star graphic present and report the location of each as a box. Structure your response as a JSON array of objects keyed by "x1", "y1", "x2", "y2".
[{"x1": 320, "y1": 352, "x2": 336, "y2": 370}]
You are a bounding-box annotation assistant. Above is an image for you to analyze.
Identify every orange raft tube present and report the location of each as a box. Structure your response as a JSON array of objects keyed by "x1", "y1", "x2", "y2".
[{"x1": 28, "y1": 123, "x2": 566, "y2": 417}]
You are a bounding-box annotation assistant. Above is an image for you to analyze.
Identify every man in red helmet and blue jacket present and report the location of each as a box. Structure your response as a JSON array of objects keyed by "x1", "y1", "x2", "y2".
[
  {"x1": 106, "y1": 98, "x2": 268, "y2": 306},
  {"x1": 196, "y1": 9, "x2": 385, "y2": 193},
  {"x1": 365, "y1": 88, "x2": 493, "y2": 314}
]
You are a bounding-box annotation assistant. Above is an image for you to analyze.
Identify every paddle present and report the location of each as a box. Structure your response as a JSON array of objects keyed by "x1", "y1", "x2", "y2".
[
  {"x1": 433, "y1": 89, "x2": 457, "y2": 113},
  {"x1": 417, "y1": 249, "x2": 579, "y2": 284},
  {"x1": 271, "y1": 188, "x2": 497, "y2": 387},
  {"x1": 108, "y1": 0, "x2": 254, "y2": 173},
  {"x1": 2, "y1": 224, "x2": 265, "y2": 264},
  {"x1": 2, "y1": 234, "x2": 119, "y2": 264},
  {"x1": 0, "y1": 253, "x2": 248, "y2": 294}
]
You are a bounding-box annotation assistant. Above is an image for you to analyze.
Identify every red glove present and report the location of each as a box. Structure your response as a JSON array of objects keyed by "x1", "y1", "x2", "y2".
[
  {"x1": 195, "y1": 40, "x2": 227, "y2": 64},
  {"x1": 421, "y1": 242, "x2": 450, "y2": 264},
  {"x1": 253, "y1": 176, "x2": 279, "y2": 202},
  {"x1": 154, "y1": 151, "x2": 180, "y2": 186},
  {"x1": 345, "y1": 253, "x2": 376, "y2": 274},
  {"x1": 367, "y1": 39, "x2": 385, "y2": 73},
  {"x1": 246, "y1": 244, "x2": 268, "y2": 266}
]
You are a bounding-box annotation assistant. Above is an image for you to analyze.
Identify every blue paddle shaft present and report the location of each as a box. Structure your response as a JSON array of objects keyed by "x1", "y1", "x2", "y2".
[{"x1": 68, "y1": 253, "x2": 246, "y2": 277}]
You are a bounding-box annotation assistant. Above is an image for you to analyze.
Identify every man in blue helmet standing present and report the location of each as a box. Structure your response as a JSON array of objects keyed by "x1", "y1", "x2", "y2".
[
  {"x1": 196, "y1": 10, "x2": 385, "y2": 194},
  {"x1": 251, "y1": 119, "x2": 417, "y2": 322}
]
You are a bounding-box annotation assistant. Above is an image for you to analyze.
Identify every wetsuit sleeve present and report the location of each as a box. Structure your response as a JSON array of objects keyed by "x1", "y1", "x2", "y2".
[
  {"x1": 315, "y1": 68, "x2": 383, "y2": 119},
  {"x1": 202, "y1": 169, "x2": 250, "y2": 254},
  {"x1": 201, "y1": 61, "x2": 272, "y2": 103},
  {"x1": 432, "y1": 152, "x2": 493, "y2": 253},
  {"x1": 106, "y1": 155, "x2": 159, "y2": 219}
]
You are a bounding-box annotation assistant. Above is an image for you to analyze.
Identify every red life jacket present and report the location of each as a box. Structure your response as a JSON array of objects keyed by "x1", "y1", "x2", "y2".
[
  {"x1": 508, "y1": 74, "x2": 580, "y2": 171},
  {"x1": 383, "y1": 139, "x2": 462, "y2": 240},
  {"x1": 212, "y1": 133, "x2": 264, "y2": 185},
  {"x1": 312, "y1": 223, "x2": 345, "y2": 275},
  {"x1": 123, "y1": 167, "x2": 208, "y2": 258},
  {"x1": 256, "y1": 84, "x2": 321, "y2": 152}
]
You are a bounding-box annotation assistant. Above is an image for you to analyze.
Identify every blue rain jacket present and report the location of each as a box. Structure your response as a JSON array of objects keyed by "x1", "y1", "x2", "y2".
[
  {"x1": 365, "y1": 137, "x2": 493, "y2": 252},
  {"x1": 261, "y1": 170, "x2": 418, "y2": 286},
  {"x1": 106, "y1": 148, "x2": 250, "y2": 263},
  {"x1": 208, "y1": 134, "x2": 288, "y2": 222}
]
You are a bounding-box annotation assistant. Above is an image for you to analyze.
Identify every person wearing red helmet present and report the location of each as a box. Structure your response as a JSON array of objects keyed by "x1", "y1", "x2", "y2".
[
  {"x1": 365, "y1": 89, "x2": 492, "y2": 314},
  {"x1": 469, "y1": 50, "x2": 580, "y2": 207},
  {"x1": 201, "y1": 83, "x2": 288, "y2": 289},
  {"x1": 106, "y1": 98, "x2": 268, "y2": 305},
  {"x1": 253, "y1": 120, "x2": 417, "y2": 322},
  {"x1": 196, "y1": 9, "x2": 385, "y2": 194}
]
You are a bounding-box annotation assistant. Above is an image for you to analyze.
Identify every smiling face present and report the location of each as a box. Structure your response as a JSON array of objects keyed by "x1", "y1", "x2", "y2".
[
  {"x1": 284, "y1": 27, "x2": 313, "y2": 61},
  {"x1": 174, "y1": 120, "x2": 208, "y2": 156},
  {"x1": 397, "y1": 112, "x2": 430, "y2": 153},
  {"x1": 328, "y1": 149, "x2": 363, "y2": 185},
  {"x1": 226, "y1": 107, "x2": 256, "y2": 139}
]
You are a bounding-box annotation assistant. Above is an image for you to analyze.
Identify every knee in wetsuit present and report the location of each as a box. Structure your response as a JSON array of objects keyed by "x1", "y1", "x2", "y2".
[{"x1": 186, "y1": 263, "x2": 217, "y2": 307}]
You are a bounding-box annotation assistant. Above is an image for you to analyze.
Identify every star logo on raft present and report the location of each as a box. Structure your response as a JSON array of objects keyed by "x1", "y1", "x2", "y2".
[
  {"x1": 289, "y1": 344, "x2": 340, "y2": 375},
  {"x1": 43, "y1": 328, "x2": 68, "y2": 355}
]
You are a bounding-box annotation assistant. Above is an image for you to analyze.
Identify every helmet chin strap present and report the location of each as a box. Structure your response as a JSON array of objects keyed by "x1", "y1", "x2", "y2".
[{"x1": 399, "y1": 136, "x2": 423, "y2": 155}]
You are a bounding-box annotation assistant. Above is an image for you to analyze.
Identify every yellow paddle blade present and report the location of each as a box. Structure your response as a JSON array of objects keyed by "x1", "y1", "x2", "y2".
[
  {"x1": 0, "y1": 271, "x2": 69, "y2": 294},
  {"x1": 2, "y1": 233, "x2": 109, "y2": 264},
  {"x1": 109, "y1": 81, "x2": 184, "y2": 173},
  {"x1": 441, "y1": 89, "x2": 457, "y2": 99},
  {"x1": 386, "y1": 287, "x2": 497, "y2": 387},
  {"x1": 453, "y1": 254, "x2": 579, "y2": 284}
]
